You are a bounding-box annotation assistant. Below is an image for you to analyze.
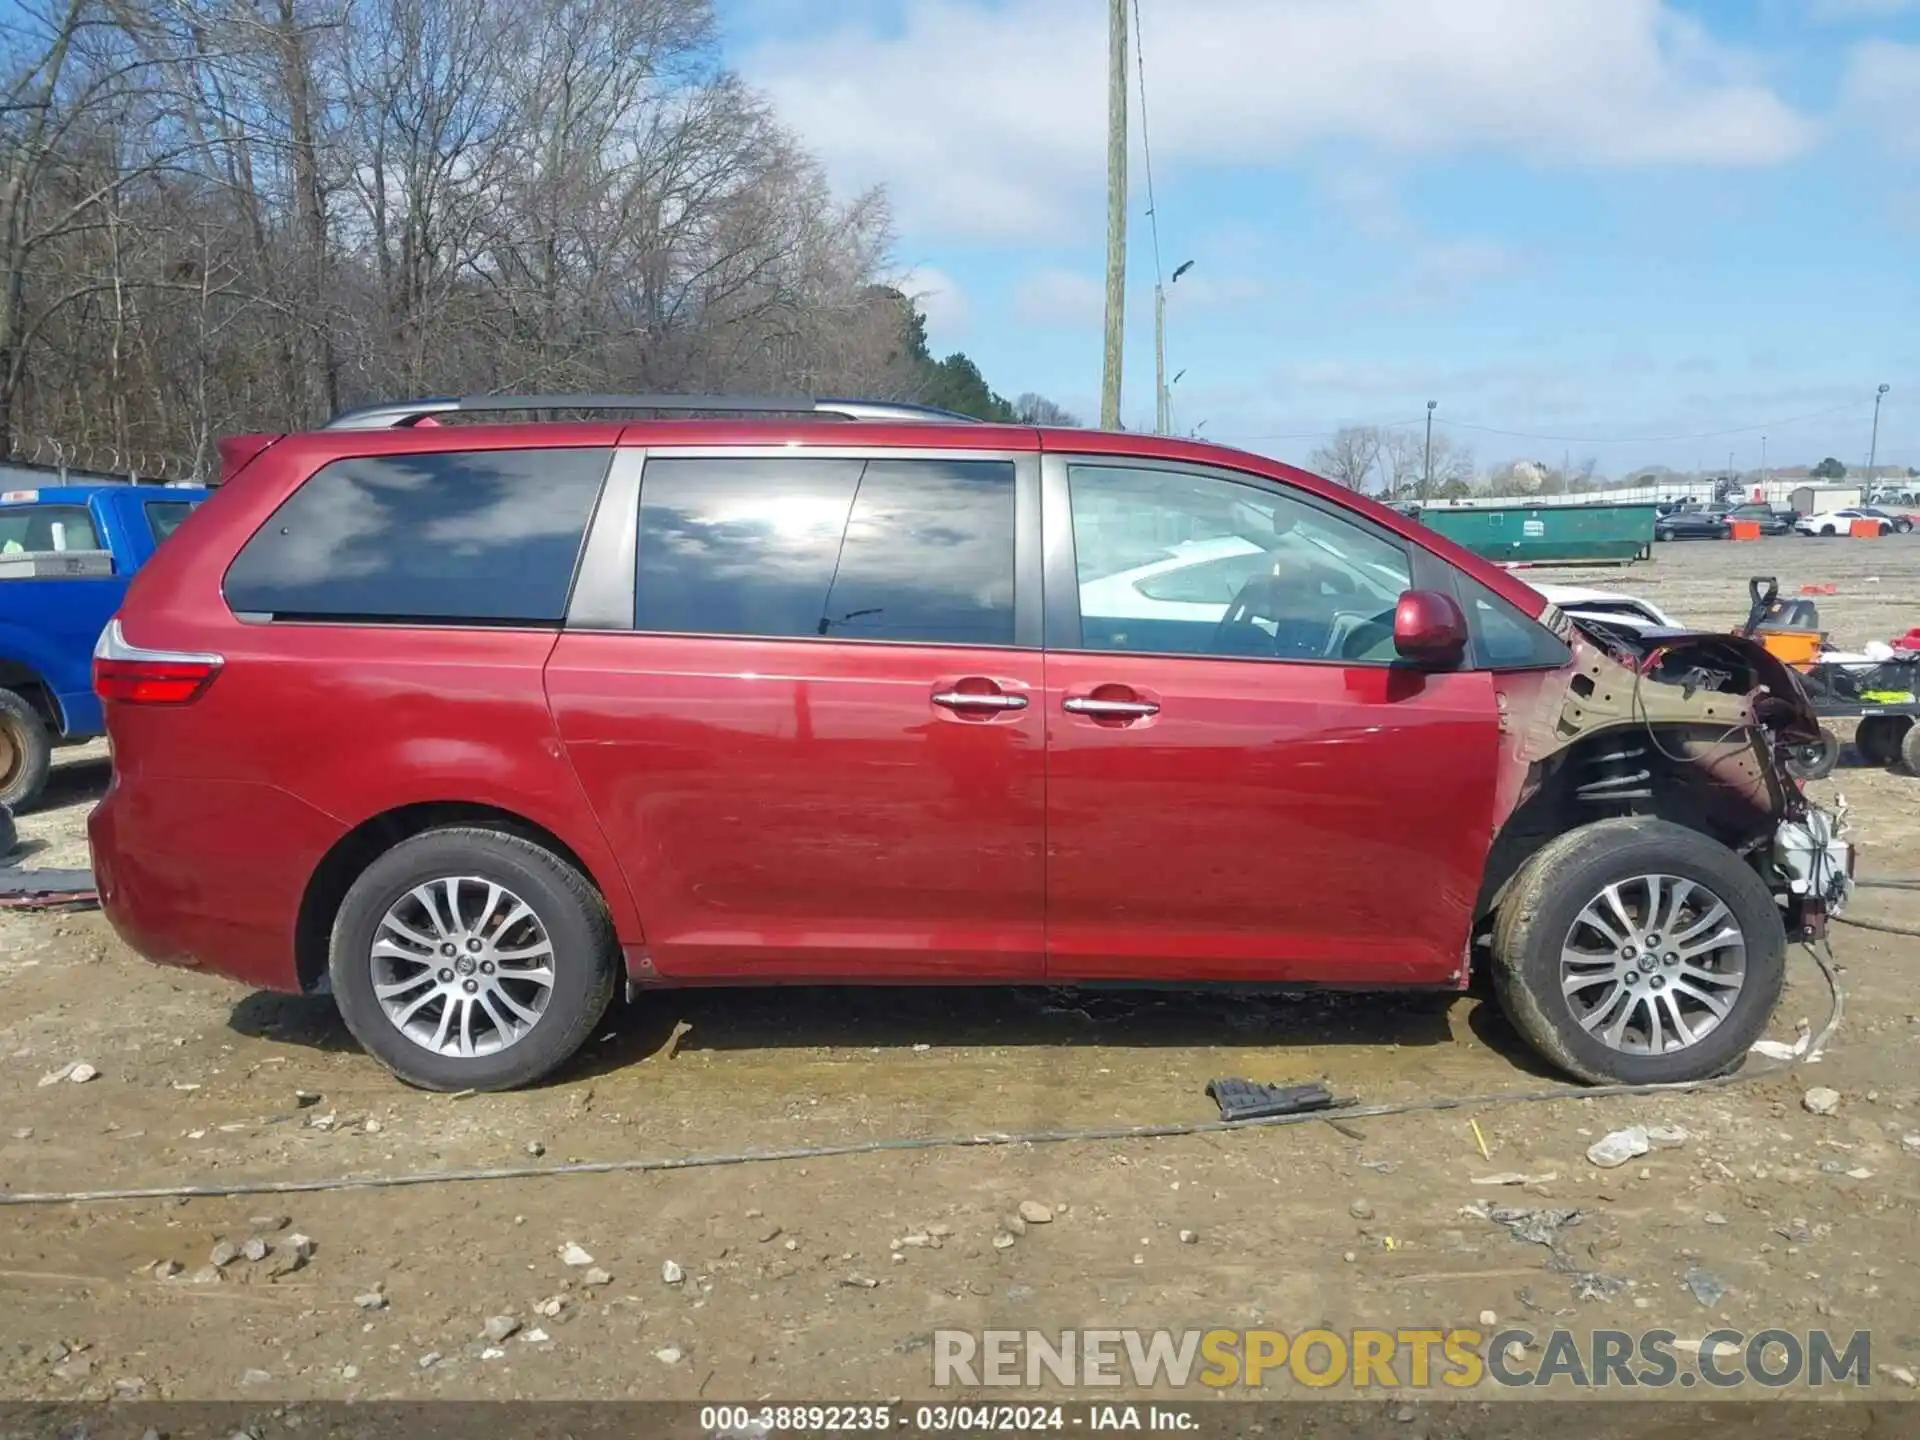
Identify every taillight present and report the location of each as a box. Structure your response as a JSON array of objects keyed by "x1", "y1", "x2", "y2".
[{"x1": 93, "y1": 620, "x2": 223, "y2": 705}]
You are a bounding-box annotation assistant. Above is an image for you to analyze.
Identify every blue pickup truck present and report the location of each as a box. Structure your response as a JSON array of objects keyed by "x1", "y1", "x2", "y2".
[{"x1": 0, "y1": 481, "x2": 209, "y2": 809}]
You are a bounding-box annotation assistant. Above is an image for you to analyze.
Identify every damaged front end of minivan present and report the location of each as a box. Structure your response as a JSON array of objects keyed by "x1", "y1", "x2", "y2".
[{"x1": 1480, "y1": 604, "x2": 1854, "y2": 945}]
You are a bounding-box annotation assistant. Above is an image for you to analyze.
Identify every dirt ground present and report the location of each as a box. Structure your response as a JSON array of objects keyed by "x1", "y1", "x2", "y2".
[{"x1": 3, "y1": 534, "x2": 1920, "y2": 1424}]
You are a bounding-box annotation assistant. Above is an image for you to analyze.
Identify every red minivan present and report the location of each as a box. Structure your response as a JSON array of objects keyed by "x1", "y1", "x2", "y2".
[{"x1": 89, "y1": 396, "x2": 1851, "y2": 1090}]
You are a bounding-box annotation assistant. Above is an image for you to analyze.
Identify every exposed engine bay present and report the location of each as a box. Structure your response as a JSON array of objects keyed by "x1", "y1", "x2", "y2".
[{"x1": 1484, "y1": 605, "x2": 1853, "y2": 938}]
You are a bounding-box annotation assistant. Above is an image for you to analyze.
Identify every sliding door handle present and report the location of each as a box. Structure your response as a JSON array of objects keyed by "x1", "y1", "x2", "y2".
[{"x1": 1063, "y1": 696, "x2": 1159, "y2": 718}]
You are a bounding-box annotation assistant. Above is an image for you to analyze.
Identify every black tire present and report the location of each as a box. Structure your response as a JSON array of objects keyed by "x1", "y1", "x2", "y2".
[
  {"x1": 1490, "y1": 817, "x2": 1786, "y2": 1085},
  {"x1": 329, "y1": 827, "x2": 619, "y2": 1091},
  {"x1": 0, "y1": 803, "x2": 15, "y2": 859},
  {"x1": 1903, "y1": 720, "x2": 1920, "y2": 778},
  {"x1": 0, "y1": 688, "x2": 52, "y2": 813},
  {"x1": 1783, "y1": 727, "x2": 1841, "y2": 781},
  {"x1": 1854, "y1": 715, "x2": 1907, "y2": 767},
  {"x1": 1894, "y1": 517, "x2": 1913, "y2": 534}
]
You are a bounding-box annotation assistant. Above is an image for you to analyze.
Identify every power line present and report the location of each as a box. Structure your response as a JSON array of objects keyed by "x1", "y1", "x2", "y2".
[
  {"x1": 1219, "y1": 401, "x2": 1873, "y2": 449},
  {"x1": 1435, "y1": 402, "x2": 1867, "y2": 447},
  {"x1": 1131, "y1": 0, "x2": 1164, "y2": 289}
]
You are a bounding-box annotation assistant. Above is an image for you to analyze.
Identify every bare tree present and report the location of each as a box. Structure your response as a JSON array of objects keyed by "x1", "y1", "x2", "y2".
[
  {"x1": 1012, "y1": 392, "x2": 1078, "y2": 426},
  {"x1": 1307, "y1": 424, "x2": 1382, "y2": 491},
  {"x1": 0, "y1": 0, "x2": 932, "y2": 474}
]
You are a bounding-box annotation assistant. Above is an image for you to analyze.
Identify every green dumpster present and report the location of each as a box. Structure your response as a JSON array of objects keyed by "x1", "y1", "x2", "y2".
[{"x1": 1416, "y1": 502, "x2": 1656, "y2": 565}]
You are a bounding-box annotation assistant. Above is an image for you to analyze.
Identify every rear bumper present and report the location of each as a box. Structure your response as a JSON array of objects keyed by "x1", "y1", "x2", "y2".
[{"x1": 89, "y1": 774, "x2": 345, "y2": 993}]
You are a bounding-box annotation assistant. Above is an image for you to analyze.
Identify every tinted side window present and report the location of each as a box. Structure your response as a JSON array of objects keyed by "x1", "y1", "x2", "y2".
[
  {"x1": 0, "y1": 504, "x2": 100, "y2": 552},
  {"x1": 634, "y1": 456, "x2": 1017, "y2": 646},
  {"x1": 146, "y1": 501, "x2": 194, "y2": 544},
  {"x1": 225, "y1": 448, "x2": 608, "y2": 623},
  {"x1": 819, "y1": 459, "x2": 1015, "y2": 644}
]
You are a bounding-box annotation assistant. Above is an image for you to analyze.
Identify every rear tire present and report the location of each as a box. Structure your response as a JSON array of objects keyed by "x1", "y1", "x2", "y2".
[
  {"x1": 1491, "y1": 817, "x2": 1786, "y2": 1085},
  {"x1": 329, "y1": 827, "x2": 618, "y2": 1091},
  {"x1": 0, "y1": 688, "x2": 52, "y2": 812},
  {"x1": 1903, "y1": 721, "x2": 1920, "y2": 778}
]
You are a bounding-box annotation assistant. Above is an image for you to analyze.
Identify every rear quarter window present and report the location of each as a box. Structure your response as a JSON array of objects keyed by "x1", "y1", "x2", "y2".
[
  {"x1": 224, "y1": 448, "x2": 610, "y2": 623},
  {"x1": 145, "y1": 500, "x2": 195, "y2": 544}
]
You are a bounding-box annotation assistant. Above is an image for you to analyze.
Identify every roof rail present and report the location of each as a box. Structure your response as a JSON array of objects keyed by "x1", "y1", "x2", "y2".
[{"x1": 323, "y1": 394, "x2": 984, "y2": 430}]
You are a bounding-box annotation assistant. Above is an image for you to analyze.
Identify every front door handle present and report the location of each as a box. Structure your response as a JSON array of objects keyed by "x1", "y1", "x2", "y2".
[
  {"x1": 1063, "y1": 696, "x2": 1159, "y2": 718},
  {"x1": 932, "y1": 690, "x2": 1029, "y2": 712}
]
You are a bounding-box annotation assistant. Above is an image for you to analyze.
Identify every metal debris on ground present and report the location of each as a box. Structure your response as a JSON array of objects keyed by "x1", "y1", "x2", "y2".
[
  {"x1": 1683, "y1": 1267, "x2": 1729, "y2": 1307},
  {"x1": 1204, "y1": 1077, "x2": 1339, "y2": 1122},
  {"x1": 1467, "y1": 1203, "x2": 1584, "y2": 1249},
  {"x1": 0, "y1": 865, "x2": 99, "y2": 909},
  {"x1": 1465, "y1": 1201, "x2": 1630, "y2": 1304}
]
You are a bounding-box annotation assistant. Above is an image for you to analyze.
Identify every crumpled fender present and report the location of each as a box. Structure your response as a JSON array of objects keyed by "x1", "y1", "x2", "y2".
[{"x1": 1486, "y1": 612, "x2": 1820, "y2": 833}]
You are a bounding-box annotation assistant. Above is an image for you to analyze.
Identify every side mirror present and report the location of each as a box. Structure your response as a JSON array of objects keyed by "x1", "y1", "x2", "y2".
[{"x1": 1393, "y1": 588, "x2": 1468, "y2": 670}]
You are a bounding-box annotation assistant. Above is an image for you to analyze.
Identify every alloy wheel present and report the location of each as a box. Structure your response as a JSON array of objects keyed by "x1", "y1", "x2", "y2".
[
  {"x1": 370, "y1": 876, "x2": 556, "y2": 1057},
  {"x1": 1558, "y1": 873, "x2": 1746, "y2": 1056}
]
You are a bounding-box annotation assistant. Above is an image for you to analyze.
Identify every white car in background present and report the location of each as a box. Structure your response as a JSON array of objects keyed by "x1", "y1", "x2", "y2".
[
  {"x1": 1077, "y1": 535, "x2": 1685, "y2": 637},
  {"x1": 1794, "y1": 507, "x2": 1911, "y2": 537},
  {"x1": 1533, "y1": 584, "x2": 1682, "y2": 633}
]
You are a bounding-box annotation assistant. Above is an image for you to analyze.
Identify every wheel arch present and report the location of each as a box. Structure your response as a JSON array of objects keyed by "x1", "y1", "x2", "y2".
[
  {"x1": 294, "y1": 800, "x2": 605, "y2": 993},
  {"x1": 1473, "y1": 726, "x2": 1781, "y2": 929},
  {"x1": 0, "y1": 656, "x2": 62, "y2": 729}
]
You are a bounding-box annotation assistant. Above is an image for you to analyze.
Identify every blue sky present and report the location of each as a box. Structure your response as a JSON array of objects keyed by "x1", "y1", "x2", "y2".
[{"x1": 719, "y1": 0, "x2": 1920, "y2": 478}]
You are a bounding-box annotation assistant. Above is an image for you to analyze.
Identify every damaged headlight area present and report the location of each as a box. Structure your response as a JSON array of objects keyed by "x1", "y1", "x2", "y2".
[
  {"x1": 1770, "y1": 805, "x2": 1853, "y2": 936},
  {"x1": 1501, "y1": 616, "x2": 1852, "y2": 941}
]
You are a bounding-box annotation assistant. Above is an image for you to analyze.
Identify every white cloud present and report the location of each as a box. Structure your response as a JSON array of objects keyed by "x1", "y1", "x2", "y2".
[
  {"x1": 895, "y1": 265, "x2": 970, "y2": 340},
  {"x1": 1410, "y1": 239, "x2": 1525, "y2": 298},
  {"x1": 1841, "y1": 40, "x2": 1920, "y2": 153},
  {"x1": 743, "y1": 0, "x2": 1815, "y2": 241},
  {"x1": 1813, "y1": 0, "x2": 1919, "y2": 19},
  {"x1": 1014, "y1": 268, "x2": 1105, "y2": 326}
]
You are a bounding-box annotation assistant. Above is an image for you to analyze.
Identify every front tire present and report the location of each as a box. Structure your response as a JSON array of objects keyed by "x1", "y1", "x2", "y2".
[
  {"x1": 1491, "y1": 818, "x2": 1786, "y2": 1085},
  {"x1": 329, "y1": 827, "x2": 618, "y2": 1091}
]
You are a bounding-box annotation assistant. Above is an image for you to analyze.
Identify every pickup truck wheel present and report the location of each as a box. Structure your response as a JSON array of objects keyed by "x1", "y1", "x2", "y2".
[
  {"x1": 1491, "y1": 817, "x2": 1785, "y2": 1085},
  {"x1": 0, "y1": 688, "x2": 52, "y2": 812},
  {"x1": 329, "y1": 827, "x2": 618, "y2": 1091},
  {"x1": 1854, "y1": 715, "x2": 1906, "y2": 767},
  {"x1": 1902, "y1": 720, "x2": 1920, "y2": 778}
]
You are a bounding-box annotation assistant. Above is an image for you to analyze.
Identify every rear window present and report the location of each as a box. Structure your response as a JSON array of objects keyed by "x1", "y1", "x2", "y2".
[
  {"x1": 634, "y1": 455, "x2": 1017, "y2": 646},
  {"x1": 0, "y1": 504, "x2": 100, "y2": 553},
  {"x1": 145, "y1": 501, "x2": 194, "y2": 544},
  {"x1": 224, "y1": 448, "x2": 609, "y2": 624}
]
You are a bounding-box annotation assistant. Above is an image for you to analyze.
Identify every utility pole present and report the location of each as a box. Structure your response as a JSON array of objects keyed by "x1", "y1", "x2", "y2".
[
  {"x1": 1422, "y1": 401, "x2": 1436, "y2": 501},
  {"x1": 1868, "y1": 383, "x2": 1890, "y2": 486},
  {"x1": 1100, "y1": 0, "x2": 1127, "y2": 430}
]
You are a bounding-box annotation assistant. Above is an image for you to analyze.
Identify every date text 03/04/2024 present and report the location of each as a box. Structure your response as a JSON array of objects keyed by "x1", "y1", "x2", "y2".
[{"x1": 700, "y1": 1404, "x2": 1196, "y2": 1434}]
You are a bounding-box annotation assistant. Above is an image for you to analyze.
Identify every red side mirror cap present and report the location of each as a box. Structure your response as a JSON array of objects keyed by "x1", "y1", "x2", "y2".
[{"x1": 1393, "y1": 589, "x2": 1468, "y2": 670}]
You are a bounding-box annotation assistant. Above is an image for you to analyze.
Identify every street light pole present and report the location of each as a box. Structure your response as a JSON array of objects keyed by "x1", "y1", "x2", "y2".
[
  {"x1": 1423, "y1": 401, "x2": 1436, "y2": 501},
  {"x1": 1154, "y1": 261, "x2": 1193, "y2": 435},
  {"x1": 1868, "y1": 383, "x2": 1890, "y2": 486},
  {"x1": 1154, "y1": 283, "x2": 1166, "y2": 434},
  {"x1": 1099, "y1": 0, "x2": 1127, "y2": 430}
]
